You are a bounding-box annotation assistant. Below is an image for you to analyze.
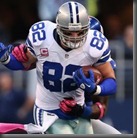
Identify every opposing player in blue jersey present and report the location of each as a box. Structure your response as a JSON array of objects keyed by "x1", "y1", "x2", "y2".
[{"x1": 0, "y1": 1, "x2": 118, "y2": 134}]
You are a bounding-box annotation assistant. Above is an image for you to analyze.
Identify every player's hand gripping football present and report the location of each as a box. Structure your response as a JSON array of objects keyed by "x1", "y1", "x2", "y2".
[
  {"x1": 73, "y1": 68, "x2": 97, "y2": 94},
  {"x1": 59, "y1": 97, "x2": 84, "y2": 117},
  {"x1": 12, "y1": 44, "x2": 28, "y2": 62},
  {"x1": 0, "y1": 43, "x2": 13, "y2": 62}
]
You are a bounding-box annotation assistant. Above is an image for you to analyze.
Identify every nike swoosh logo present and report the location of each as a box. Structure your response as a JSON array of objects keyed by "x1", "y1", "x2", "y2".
[
  {"x1": 84, "y1": 83, "x2": 91, "y2": 87},
  {"x1": 80, "y1": 83, "x2": 91, "y2": 89}
]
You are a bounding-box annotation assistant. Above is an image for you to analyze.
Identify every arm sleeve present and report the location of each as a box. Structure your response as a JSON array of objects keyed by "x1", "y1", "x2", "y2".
[
  {"x1": 95, "y1": 78, "x2": 117, "y2": 96},
  {"x1": 3, "y1": 54, "x2": 25, "y2": 70}
]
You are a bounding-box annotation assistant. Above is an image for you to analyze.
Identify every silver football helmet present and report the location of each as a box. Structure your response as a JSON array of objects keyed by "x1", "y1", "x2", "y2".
[{"x1": 56, "y1": 1, "x2": 89, "y2": 49}]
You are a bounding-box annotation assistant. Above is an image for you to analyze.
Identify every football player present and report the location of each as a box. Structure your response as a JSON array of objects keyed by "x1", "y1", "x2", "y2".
[
  {"x1": 0, "y1": 1, "x2": 118, "y2": 134},
  {"x1": 0, "y1": 15, "x2": 120, "y2": 134},
  {"x1": 58, "y1": 16, "x2": 120, "y2": 134}
]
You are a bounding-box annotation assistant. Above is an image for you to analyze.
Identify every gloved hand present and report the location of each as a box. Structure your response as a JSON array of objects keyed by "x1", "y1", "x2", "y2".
[
  {"x1": 59, "y1": 97, "x2": 84, "y2": 117},
  {"x1": 73, "y1": 68, "x2": 97, "y2": 94},
  {"x1": 12, "y1": 44, "x2": 28, "y2": 62},
  {"x1": 59, "y1": 97, "x2": 92, "y2": 118},
  {"x1": 0, "y1": 43, "x2": 13, "y2": 62}
]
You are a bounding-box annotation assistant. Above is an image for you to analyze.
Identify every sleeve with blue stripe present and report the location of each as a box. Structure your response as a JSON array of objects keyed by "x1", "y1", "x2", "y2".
[{"x1": 96, "y1": 47, "x2": 111, "y2": 64}]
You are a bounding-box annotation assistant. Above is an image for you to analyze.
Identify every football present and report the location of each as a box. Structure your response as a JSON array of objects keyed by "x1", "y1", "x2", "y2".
[{"x1": 82, "y1": 65, "x2": 103, "y2": 84}]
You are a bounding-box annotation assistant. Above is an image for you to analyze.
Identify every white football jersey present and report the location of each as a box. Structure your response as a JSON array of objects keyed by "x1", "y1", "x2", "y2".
[{"x1": 26, "y1": 21, "x2": 110, "y2": 110}]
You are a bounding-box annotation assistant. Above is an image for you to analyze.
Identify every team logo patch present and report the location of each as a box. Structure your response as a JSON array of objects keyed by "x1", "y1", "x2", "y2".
[{"x1": 40, "y1": 48, "x2": 49, "y2": 57}]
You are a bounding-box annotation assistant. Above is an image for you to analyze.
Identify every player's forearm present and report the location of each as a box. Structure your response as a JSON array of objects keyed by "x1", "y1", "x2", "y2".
[
  {"x1": 2, "y1": 54, "x2": 26, "y2": 70},
  {"x1": 84, "y1": 95, "x2": 108, "y2": 119},
  {"x1": 93, "y1": 78, "x2": 117, "y2": 96},
  {"x1": 90, "y1": 103, "x2": 106, "y2": 119},
  {"x1": 0, "y1": 43, "x2": 29, "y2": 70},
  {"x1": 82, "y1": 102, "x2": 106, "y2": 119}
]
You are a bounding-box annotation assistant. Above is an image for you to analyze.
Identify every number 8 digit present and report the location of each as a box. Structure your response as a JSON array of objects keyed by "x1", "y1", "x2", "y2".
[
  {"x1": 90, "y1": 37, "x2": 104, "y2": 50},
  {"x1": 32, "y1": 22, "x2": 46, "y2": 42}
]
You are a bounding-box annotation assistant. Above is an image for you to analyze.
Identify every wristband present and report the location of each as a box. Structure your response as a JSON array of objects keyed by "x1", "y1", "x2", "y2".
[
  {"x1": 93, "y1": 85, "x2": 101, "y2": 95},
  {"x1": 95, "y1": 102, "x2": 104, "y2": 119}
]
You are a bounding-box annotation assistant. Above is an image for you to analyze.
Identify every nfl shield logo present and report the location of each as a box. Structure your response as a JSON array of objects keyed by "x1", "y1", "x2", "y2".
[{"x1": 40, "y1": 48, "x2": 49, "y2": 57}]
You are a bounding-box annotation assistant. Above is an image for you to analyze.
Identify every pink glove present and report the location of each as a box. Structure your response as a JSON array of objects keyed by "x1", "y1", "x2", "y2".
[{"x1": 12, "y1": 44, "x2": 28, "y2": 62}]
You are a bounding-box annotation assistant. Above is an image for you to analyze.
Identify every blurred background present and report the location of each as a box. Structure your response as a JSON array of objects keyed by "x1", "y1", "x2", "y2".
[{"x1": 0, "y1": 0, "x2": 133, "y2": 134}]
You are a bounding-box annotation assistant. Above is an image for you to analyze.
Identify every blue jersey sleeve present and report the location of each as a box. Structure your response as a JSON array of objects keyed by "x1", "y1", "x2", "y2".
[{"x1": 4, "y1": 54, "x2": 25, "y2": 70}]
